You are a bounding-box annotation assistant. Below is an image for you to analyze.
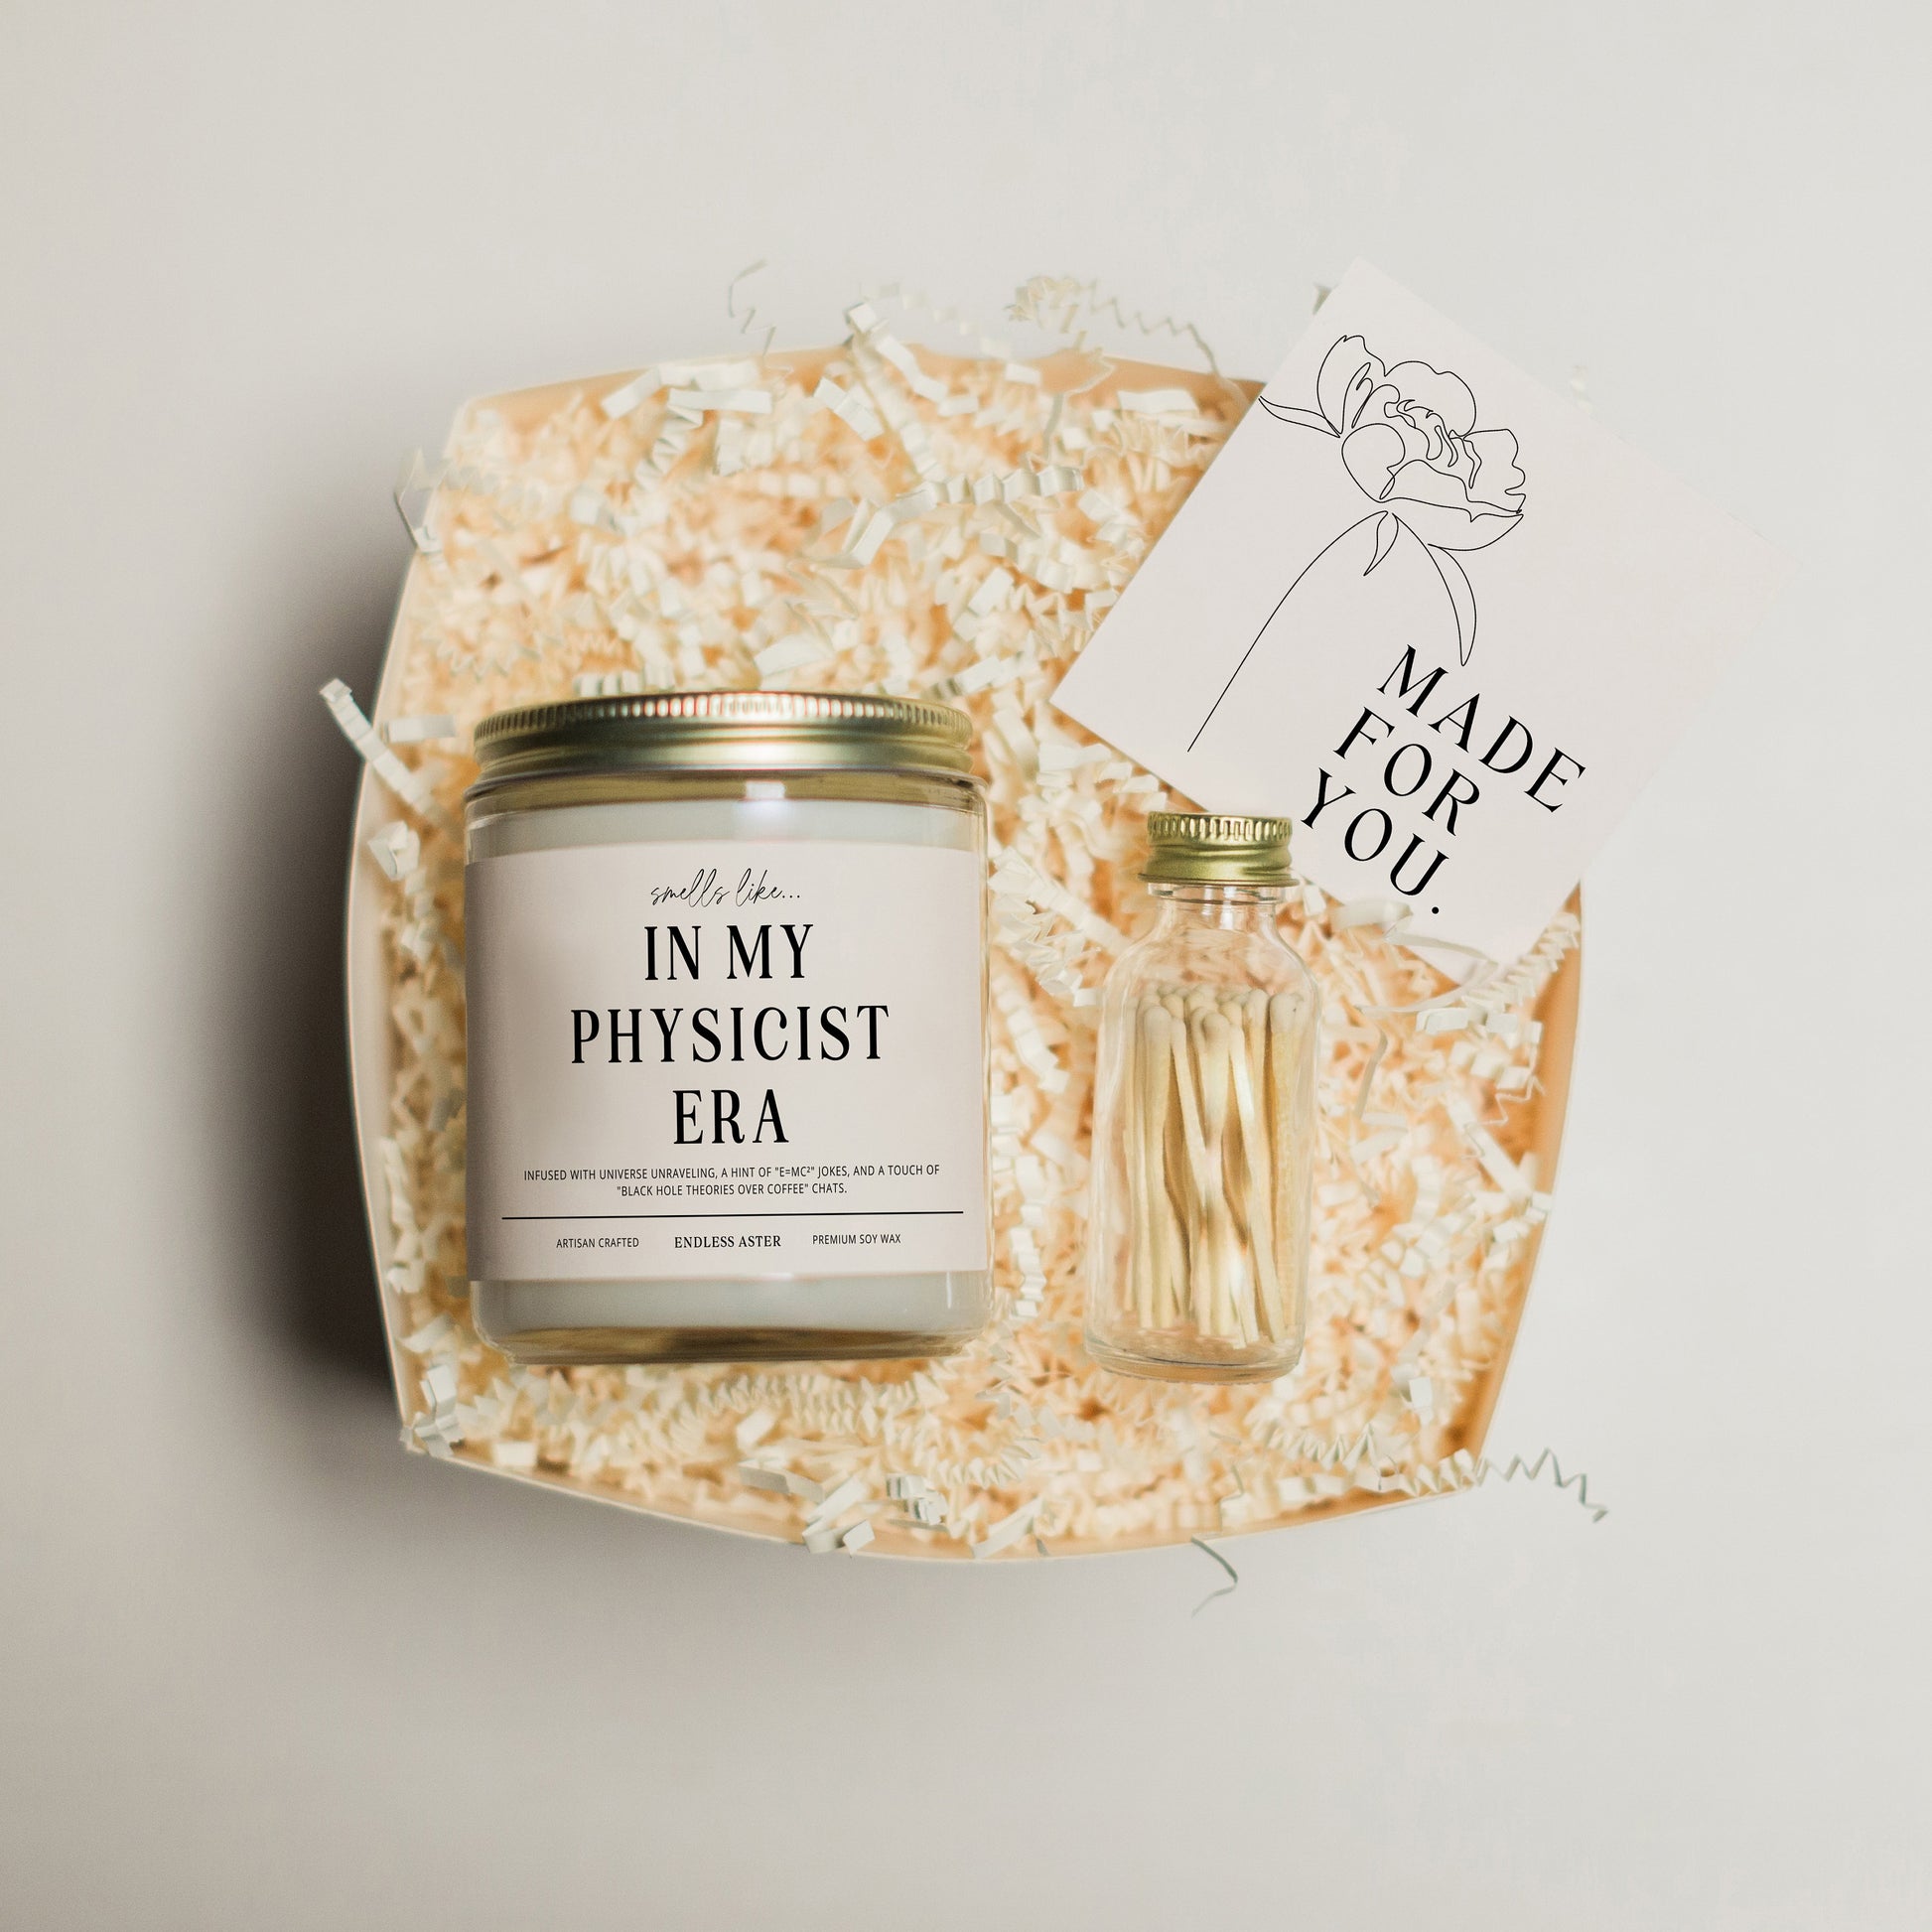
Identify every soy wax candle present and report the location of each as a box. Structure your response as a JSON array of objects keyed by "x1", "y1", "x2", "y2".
[{"x1": 463, "y1": 690, "x2": 991, "y2": 1366}]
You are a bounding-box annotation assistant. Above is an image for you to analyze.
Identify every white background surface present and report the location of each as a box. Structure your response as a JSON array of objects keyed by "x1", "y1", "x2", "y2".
[{"x1": 3, "y1": 5, "x2": 1926, "y2": 1926}]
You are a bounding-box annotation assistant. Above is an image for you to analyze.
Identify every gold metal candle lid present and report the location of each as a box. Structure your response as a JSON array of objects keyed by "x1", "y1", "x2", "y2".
[
  {"x1": 470, "y1": 688, "x2": 976, "y2": 785},
  {"x1": 1141, "y1": 811, "x2": 1295, "y2": 887}
]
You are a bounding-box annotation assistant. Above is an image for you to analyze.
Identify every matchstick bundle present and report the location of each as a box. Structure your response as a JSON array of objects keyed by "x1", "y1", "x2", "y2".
[{"x1": 1108, "y1": 980, "x2": 1314, "y2": 1358}]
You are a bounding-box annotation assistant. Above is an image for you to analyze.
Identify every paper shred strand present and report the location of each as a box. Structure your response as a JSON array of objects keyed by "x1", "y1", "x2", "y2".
[
  {"x1": 1189, "y1": 1537, "x2": 1240, "y2": 1613},
  {"x1": 321, "y1": 681, "x2": 457, "y2": 837},
  {"x1": 383, "y1": 713, "x2": 458, "y2": 745}
]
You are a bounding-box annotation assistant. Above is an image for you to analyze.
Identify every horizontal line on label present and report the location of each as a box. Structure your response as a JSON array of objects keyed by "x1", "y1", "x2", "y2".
[{"x1": 500, "y1": 1210, "x2": 967, "y2": 1221}]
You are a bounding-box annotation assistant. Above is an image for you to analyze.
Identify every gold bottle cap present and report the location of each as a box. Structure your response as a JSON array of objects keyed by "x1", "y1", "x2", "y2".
[
  {"x1": 471, "y1": 688, "x2": 976, "y2": 786},
  {"x1": 1142, "y1": 811, "x2": 1295, "y2": 887}
]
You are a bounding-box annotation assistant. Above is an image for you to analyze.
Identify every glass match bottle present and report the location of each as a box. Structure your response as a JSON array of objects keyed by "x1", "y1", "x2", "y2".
[{"x1": 1084, "y1": 813, "x2": 1317, "y2": 1382}]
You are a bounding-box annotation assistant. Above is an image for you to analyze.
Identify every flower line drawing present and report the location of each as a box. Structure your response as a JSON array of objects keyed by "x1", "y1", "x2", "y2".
[{"x1": 1188, "y1": 335, "x2": 1527, "y2": 752}]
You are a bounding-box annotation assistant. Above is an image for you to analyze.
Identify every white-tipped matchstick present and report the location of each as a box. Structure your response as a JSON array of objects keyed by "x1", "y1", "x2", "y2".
[
  {"x1": 1225, "y1": 993, "x2": 1285, "y2": 1341},
  {"x1": 1131, "y1": 1003, "x2": 1161, "y2": 1326}
]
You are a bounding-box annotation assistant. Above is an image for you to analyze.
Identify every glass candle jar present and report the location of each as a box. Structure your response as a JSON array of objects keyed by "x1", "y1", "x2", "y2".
[
  {"x1": 1084, "y1": 813, "x2": 1317, "y2": 1383},
  {"x1": 462, "y1": 690, "x2": 991, "y2": 1366}
]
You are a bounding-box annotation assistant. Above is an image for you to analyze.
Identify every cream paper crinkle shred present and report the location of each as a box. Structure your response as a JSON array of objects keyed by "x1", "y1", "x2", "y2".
[{"x1": 343, "y1": 282, "x2": 1584, "y2": 1556}]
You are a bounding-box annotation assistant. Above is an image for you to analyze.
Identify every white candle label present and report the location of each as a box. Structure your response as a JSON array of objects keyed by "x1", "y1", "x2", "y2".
[{"x1": 466, "y1": 838, "x2": 989, "y2": 1282}]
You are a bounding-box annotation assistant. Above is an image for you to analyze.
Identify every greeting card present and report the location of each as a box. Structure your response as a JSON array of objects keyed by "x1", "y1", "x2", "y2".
[{"x1": 1052, "y1": 261, "x2": 1789, "y2": 962}]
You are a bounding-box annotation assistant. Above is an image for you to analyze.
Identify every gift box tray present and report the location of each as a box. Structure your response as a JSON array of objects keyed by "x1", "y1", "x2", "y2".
[{"x1": 343, "y1": 323, "x2": 1582, "y2": 1558}]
